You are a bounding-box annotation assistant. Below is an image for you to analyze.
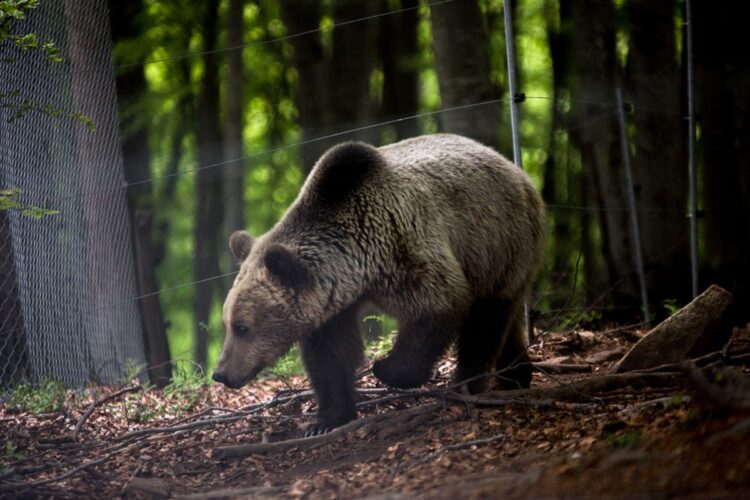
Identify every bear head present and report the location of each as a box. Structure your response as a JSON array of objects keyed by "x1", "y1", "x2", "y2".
[{"x1": 213, "y1": 230, "x2": 325, "y2": 388}]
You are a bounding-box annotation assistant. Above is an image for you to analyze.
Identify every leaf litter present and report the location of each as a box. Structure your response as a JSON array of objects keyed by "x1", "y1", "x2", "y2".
[{"x1": 2, "y1": 324, "x2": 750, "y2": 498}]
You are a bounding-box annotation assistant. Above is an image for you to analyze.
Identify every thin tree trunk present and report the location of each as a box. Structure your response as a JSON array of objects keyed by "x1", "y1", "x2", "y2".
[
  {"x1": 328, "y1": 0, "x2": 381, "y2": 144},
  {"x1": 279, "y1": 0, "x2": 330, "y2": 173},
  {"x1": 568, "y1": 0, "x2": 639, "y2": 315},
  {"x1": 154, "y1": 59, "x2": 193, "y2": 268},
  {"x1": 193, "y1": 0, "x2": 224, "y2": 368},
  {"x1": 109, "y1": 0, "x2": 172, "y2": 386},
  {"x1": 281, "y1": 0, "x2": 380, "y2": 172},
  {"x1": 626, "y1": 0, "x2": 689, "y2": 316},
  {"x1": 224, "y1": 0, "x2": 246, "y2": 243},
  {"x1": 380, "y1": 0, "x2": 420, "y2": 141},
  {"x1": 542, "y1": 0, "x2": 574, "y2": 306},
  {"x1": 429, "y1": 0, "x2": 501, "y2": 149}
]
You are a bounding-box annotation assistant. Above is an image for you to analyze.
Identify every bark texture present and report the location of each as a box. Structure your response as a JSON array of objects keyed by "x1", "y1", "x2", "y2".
[
  {"x1": 616, "y1": 285, "x2": 733, "y2": 373},
  {"x1": 568, "y1": 0, "x2": 638, "y2": 313},
  {"x1": 193, "y1": 0, "x2": 224, "y2": 367},
  {"x1": 429, "y1": 0, "x2": 501, "y2": 149},
  {"x1": 626, "y1": 0, "x2": 690, "y2": 314}
]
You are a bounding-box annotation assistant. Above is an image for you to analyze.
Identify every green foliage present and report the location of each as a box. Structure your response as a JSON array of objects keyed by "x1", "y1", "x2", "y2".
[
  {"x1": 363, "y1": 314, "x2": 398, "y2": 359},
  {"x1": 4, "y1": 440, "x2": 23, "y2": 461},
  {"x1": 0, "y1": 0, "x2": 94, "y2": 129},
  {"x1": 6, "y1": 379, "x2": 66, "y2": 414},
  {"x1": 269, "y1": 344, "x2": 305, "y2": 378},
  {"x1": 0, "y1": 0, "x2": 60, "y2": 62},
  {"x1": 662, "y1": 299, "x2": 681, "y2": 316},
  {"x1": 605, "y1": 430, "x2": 642, "y2": 448},
  {"x1": 0, "y1": 188, "x2": 59, "y2": 218},
  {"x1": 163, "y1": 361, "x2": 210, "y2": 412},
  {"x1": 668, "y1": 393, "x2": 687, "y2": 407}
]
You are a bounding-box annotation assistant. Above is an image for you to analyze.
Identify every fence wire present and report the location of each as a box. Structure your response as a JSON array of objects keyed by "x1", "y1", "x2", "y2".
[{"x1": 0, "y1": 1, "x2": 145, "y2": 387}]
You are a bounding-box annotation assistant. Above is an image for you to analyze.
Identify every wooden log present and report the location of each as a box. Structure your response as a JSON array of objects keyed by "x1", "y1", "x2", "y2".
[{"x1": 615, "y1": 285, "x2": 733, "y2": 372}]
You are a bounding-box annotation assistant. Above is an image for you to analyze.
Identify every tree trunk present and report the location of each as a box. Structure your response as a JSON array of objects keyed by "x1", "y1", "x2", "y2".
[
  {"x1": 279, "y1": 0, "x2": 330, "y2": 173},
  {"x1": 0, "y1": 211, "x2": 28, "y2": 385},
  {"x1": 626, "y1": 0, "x2": 689, "y2": 316},
  {"x1": 542, "y1": 0, "x2": 575, "y2": 306},
  {"x1": 109, "y1": 0, "x2": 172, "y2": 386},
  {"x1": 380, "y1": 0, "x2": 420, "y2": 141},
  {"x1": 568, "y1": 0, "x2": 639, "y2": 315},
  {"x1": 693, "y1": 0, "x2": 750, "y2": 324},
  {"x1": 224, "y1": 0, "x2": 246, "y2": 243},
  {"x1": 281, "y1": 0, "x2": 380, "y2": 172},
  {"x1": 429, "y1": 0, "x2": 501, "y2": 149},
  {"x1": 154, "y1": 59, "x2": 193, "y2": 268},
  {"x1": 68, "y1": 0, "x2": 147, "y2": 382},
  {"x1": 193, "y1": 0, "x2": 224, "y2": 368},
  {"x1": 132, "y1": 210, "x2": 172, "y2": 387},
  {"x1": 329, "y1": 0, "x2": 381, "y2": 144}
]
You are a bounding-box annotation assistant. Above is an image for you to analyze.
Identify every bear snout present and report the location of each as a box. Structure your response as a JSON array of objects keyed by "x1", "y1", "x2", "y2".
[{"x1": 212, "y1": 371, "x2": 229, "y2": 385}]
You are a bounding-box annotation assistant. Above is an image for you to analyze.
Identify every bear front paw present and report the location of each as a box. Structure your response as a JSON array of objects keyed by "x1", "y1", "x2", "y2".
[{"x1": 373, "y1": 355, "x2": 431, "y2": 389}]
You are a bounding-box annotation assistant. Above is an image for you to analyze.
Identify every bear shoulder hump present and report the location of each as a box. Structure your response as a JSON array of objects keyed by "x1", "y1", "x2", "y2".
[{"x1": 307, "y1": 141, "x2": 385, "y2": 204}]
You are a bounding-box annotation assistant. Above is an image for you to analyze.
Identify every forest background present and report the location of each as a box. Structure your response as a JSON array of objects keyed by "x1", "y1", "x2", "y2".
[{"x1": 107, "y1": 0, "x2": 750, "y2": 376}]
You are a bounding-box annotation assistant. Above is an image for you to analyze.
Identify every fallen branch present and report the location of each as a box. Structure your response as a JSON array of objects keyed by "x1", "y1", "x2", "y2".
[
  {"x1": 72, "y1": 385, "x2": 142, "y2": 440},
  {"x1": 533, "y1": 362, "x2": 592, "y2": 374},
  {"x1": 213, "y1": 403, "x2": 442, "y2": 459},
  {"x1": 0, "y1": 455, "x2": 111, "y2": 493},
  {"x1": 475, "y1": 372, "x2": 680, "y2": 404}
]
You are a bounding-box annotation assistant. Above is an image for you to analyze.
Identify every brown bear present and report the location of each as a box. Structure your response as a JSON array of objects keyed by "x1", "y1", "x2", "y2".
[{"x1": 213, "y1": 134, "x2": 546, "y2": 435}]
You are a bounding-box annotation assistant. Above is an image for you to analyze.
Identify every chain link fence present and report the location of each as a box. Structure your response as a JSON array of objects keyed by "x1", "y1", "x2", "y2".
[{"x1": 0, "y1": 0, "x2": 145, "y2": 387}]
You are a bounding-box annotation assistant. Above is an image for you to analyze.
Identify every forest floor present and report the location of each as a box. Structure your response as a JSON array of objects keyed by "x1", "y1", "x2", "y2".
[{"x1": 2, "y1": 324, "x2": 750, "y2": 499}]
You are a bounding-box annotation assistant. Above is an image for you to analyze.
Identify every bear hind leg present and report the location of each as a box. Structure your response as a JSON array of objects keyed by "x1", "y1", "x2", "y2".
[
  {"x1": 300, "y1": 303, "x2": 364, "y2": 435},
  {"x1": 454, "y1": 297, "x2": 530, "y2": 393},
  {"x1": 372, "y1": 314, "x2": 458, "y2": 389},
  {"x1": 494, "y1": 306, "x2": 532, "y2": 390},
  {"x1": 454, "y1": 297, "x2": 513, "y2": 393}
]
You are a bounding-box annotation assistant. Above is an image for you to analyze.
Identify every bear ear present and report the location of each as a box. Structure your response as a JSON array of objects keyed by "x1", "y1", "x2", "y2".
[
  {"x1": 229, "y1": 231, "x2": 255, "y2": 261},
  {"x1": 263, "y1": 244, "x2": 312, "y2": 289}
]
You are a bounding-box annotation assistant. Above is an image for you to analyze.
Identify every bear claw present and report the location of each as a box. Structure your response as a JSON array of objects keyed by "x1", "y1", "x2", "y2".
[{"x1": 304, "y1": 424, "x2": 332, "y2": 438}]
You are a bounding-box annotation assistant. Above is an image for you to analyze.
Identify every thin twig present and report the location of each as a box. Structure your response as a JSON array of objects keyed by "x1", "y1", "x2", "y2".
[
  {"x1": 413, "y1": 433, "x2": 506, "y2": 466},
  {"x1": 72, "y1": 385, "x2": 142, "y2": 440}
]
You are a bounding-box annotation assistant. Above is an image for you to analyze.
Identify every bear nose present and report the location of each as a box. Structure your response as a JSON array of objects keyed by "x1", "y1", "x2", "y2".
[{"x1": 212, "y1": 371, "x2": 228, "y2": 385}]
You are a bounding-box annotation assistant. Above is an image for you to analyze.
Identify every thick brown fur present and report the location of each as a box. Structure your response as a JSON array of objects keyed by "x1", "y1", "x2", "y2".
[{"x1": 214, "y1": 134, "x2": 546, "y2": 432}]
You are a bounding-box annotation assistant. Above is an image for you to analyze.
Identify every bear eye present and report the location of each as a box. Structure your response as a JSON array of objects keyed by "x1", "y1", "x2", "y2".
[{"x1": 232, "y1": 323, "x2": 250, "y2": 337}]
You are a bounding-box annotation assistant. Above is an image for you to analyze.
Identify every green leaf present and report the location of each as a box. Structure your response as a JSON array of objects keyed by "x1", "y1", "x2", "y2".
[
  {"x1": 21, "y1": 206, "x2": 59, "y2": 219},
  {"x1": 0, "y1": 187, "x2": 21, "y2": 196}
]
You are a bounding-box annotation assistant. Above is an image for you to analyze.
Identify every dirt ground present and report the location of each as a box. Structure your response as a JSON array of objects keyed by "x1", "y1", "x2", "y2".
[{"x1": 2, "y1": 325, "x2": 750, "y2": 499}]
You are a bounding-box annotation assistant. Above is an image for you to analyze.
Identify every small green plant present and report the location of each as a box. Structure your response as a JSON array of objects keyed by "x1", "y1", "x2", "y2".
[
  {"x1": 4, "y1": 440, "x2": 23, "y2": 461},
  {"x1": 163, "y1": 362, "x2": 209, "y2": 412},
  {"x1": 118, "y1": 359, "x2": 149, "y2": 386},
  {"x1": 662, "y1": 298, "x2": 681, "y2": 316},
  {"x1": 364, "y1": 314, "x2": 398, "y2": 358},
  {"x1": 6, "y1": 379, "x2": 66, "y2": 413},
  {"x1": 605, "y1": 430, "x2": 642, "y2": 448},
  {"x1": 668, "y1": 393, "x2": 687, "y2": 407},
  {"x1": 269, "y1": 344, "x2": 305, "y2": 379}
]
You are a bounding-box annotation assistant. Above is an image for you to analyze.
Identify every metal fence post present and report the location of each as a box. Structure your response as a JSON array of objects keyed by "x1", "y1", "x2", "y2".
[
  {"x1": 502, "y1": 0, "x2": 533, "y2": 341},
  {"x1": 686, "y1": 0, "x2": 699, "y2": 298},
  {"x1": 615, "y1": 87, "x2": 651, "y2": 323}
]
